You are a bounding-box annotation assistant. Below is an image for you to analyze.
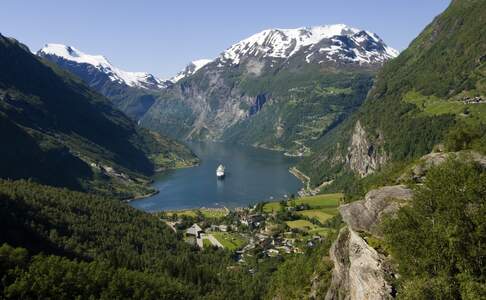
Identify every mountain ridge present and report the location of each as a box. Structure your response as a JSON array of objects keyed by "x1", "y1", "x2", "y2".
[{"x1": 0, "y1": 33, "x2": 196, "y2": 199}]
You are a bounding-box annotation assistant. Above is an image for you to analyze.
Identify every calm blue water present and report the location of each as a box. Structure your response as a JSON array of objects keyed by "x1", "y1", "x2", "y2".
[{"x1": 129, "y1": 142, "x2": 302, "y2": 212}]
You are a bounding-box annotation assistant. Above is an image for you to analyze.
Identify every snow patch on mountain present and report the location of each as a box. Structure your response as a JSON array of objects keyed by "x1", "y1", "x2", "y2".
[
  {"x1": 219, "y1": 24, "x2": 398, "y2": 65},
  {"x1": 38, "y1": 44, "x2": 165, "y2": 89},
  {"x1": 171, "y1": 59, "x2": 213, "y2": 82}
]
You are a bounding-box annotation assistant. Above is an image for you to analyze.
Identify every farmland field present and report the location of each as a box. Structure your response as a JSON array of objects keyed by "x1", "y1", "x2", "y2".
[
  {"x1": 286, "y1": 220, "x2": 318, "y2": 230},
  {"x1": 262, "y1": 193, "x2": 342, "y2": 213},
  {"x1": 294, "y1": 193, "x2": 342, "y2": 208},
  {"x1": 212, "y1": 232, "x2": 247, "y2": 251},
  {"x1": 297, "y1": 209, "x2": 335, "y2": 223}
]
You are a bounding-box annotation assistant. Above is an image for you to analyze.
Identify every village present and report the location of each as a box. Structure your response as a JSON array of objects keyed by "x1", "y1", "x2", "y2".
[{"x1": 158, "y1": 193, "x2": 343, "y2": 263}]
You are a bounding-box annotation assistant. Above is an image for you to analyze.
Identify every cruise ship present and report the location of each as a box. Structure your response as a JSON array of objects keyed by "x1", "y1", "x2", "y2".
[{"x1": 216, "y1": 164, "x2": 225, "y2": 179}]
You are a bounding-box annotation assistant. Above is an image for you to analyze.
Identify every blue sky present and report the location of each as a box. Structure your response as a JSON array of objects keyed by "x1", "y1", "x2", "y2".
[{"x1": 0, "y1": 0, "x2": 450, "y2": 78}]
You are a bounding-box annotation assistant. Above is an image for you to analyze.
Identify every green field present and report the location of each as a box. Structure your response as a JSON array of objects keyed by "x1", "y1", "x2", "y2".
[
  {"x1": 297, "y1": 209, "x2": 335, "y2": 223},
  {"x1": 263, "y1": 193, "x2": 342, "y2": 213},
  {"x1": 212, "y1": 232, "x2": 247, "y2": 251},
  {"x1": 403, "y1": 91, "x2": 486, "y2": 126},
  {"x1": 285, "y1": 220, "x2": 318, "y2": 230},
  {"x1": 294, "y1": 193, "x2": 342, "y2": 208},
  {"x1": 203, "y1": 238, "x2": 212, "y2": 248},
  {"x1": 263, "y1": 201, "x2": 281, "y2": 213}
]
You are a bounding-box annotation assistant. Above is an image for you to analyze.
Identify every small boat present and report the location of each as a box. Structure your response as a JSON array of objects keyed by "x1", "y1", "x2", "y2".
[{"x1": 216, "y1": 164, "x2": 225, "y2": 179}]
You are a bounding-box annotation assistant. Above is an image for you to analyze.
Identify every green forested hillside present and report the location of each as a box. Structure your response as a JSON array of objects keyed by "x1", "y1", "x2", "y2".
[
  {"x1": 383, "y1": 160, "x2": 486, "y2": 299},
  {"x1": 0, "y1": 34, "x2": 196, "y2": 198},
  {"x1": 300, "y1": 0, "x2": 486, "y2": 188},
  {"x1": 0, "y1": 180, "x2": 272, "y2": 299},
  {"x1": 223, "y1": 69, "x2": 373, "y2": 154}
]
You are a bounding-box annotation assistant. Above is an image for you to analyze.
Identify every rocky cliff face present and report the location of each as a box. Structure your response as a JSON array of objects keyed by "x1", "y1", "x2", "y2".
[
  {"x1": 346, "y1": 120, "x2": 388, "y2": 177},
  {"x1": 142, "y1": 67, "x2": 259, "y2": 139},
  {"x1": 326, "y1": 185, "x2": 413, "y2": 300},
  {"x1": 326, "y1": 227, "x2": 394, "y2": 300}
]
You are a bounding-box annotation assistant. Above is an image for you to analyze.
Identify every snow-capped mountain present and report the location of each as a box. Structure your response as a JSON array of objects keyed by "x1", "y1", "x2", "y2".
[
  {"x1": 171, "y1": 59, "x2": 213, "y2": 82},
  {"x1": 38, "y1": 44, "x2": 165, "y2": 90},
  {"x1": 142, "y1": 24, "x2": 398, "y2": 142},
  {"x1": 218, "y1": 24, "x2": 398, "y2": 66}
]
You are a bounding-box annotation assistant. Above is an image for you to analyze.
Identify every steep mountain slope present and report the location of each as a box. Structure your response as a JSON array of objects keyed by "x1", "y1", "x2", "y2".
[
  {"x1": 37, "y1": 44, "x2": 168, "y2": 119},
  {"x1": 141, "y1": 24, "x2": 397, "y2": 153},
  {"x1": 0, "y1": 34, "x2": 196, "y2": 198},
  {"x1": 299, "y1": 0, "x2": 486, "y2": 188}
]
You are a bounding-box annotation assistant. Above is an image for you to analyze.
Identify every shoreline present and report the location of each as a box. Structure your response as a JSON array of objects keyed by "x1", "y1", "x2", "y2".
[
  {"x1": 122, "y1": 189, "x2": 160, "y2": 203},
  {"x1": 126, "y1": 161, "x2": 201, "y2": 203},
  {"x1": 289, "y1": 167, "x2": 312, "y2": 196},
  {"x1": 157, "y1": 206, "x2": 231, "y2": 215}
]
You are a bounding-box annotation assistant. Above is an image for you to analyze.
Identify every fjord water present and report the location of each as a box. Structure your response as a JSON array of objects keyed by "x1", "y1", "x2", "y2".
[{"x1": 129, "y1": 142, "x2": 302, "y2": 212}]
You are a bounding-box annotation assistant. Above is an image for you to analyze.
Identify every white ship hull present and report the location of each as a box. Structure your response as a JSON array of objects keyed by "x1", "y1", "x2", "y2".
[{"x1": 216, "y1": 164, "x2": 225, "y2": 179}]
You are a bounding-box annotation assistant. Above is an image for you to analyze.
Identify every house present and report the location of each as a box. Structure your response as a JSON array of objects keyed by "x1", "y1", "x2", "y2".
[
  {"x1": 241, "y1": 214, "x2": 265, "y2": 227},
  {"x1": 186, "y1": 224, "x2": 203, "y2": 238}
]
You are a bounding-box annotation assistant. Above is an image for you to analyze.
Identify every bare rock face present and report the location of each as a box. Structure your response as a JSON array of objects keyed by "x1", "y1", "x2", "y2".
[
  {"x1": 346, "y1": 121, "x2": 387, "y2": 177},
  {"x1": 326, "y1": 227, "x2": 393, "y2": 300},
  {"x1": 326, "y1": 185, "x2": 413, "y2": 299},
  {"x1": 340, "y1": 185, "x2": 413, "y2": 236}
]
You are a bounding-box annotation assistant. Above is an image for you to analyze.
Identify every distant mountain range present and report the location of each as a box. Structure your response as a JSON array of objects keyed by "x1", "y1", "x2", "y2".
[{"x1": 38, "y1": 23, "x2": 399, "y2": 160}]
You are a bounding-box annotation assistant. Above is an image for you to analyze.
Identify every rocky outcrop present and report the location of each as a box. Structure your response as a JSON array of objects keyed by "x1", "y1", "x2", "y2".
[
  {"x1": 326, "y1": 227, "x2": 393, "y2": 300},
  {"x1": 340, "y1": 185, "x2": 413, "y2": 236},
  {"x1": 346, "y1": 121, "x2": 387, "y2": 177},
  {"x1": 326, "y1": 185, "x2": 413, "y2": 300},
  {"x1": 400, "y1": 151, "x2": 486, "y2": 183}
]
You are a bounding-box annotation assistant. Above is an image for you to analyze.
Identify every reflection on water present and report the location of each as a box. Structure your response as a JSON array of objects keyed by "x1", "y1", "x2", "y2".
[{"x1": 129, "y1": 142, "x2": 302, "y2": 212}]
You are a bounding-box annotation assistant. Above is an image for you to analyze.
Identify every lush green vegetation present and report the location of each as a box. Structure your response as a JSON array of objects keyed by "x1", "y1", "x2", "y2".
[
  {"x1": 263, "y1": 193, "x2": 342, "y2": 213},
  {"x1": 0, "y1": 179, "x2": 276, "y2": 299},
  {"x1": 265, "y1": 231, "x2": 338, "y2": 299},
  {"x1": 383, "y1": 160, "x2": 486, "y2": 299},
  {"x1": 293, "y1": 193, "x2": 342, "y2": 208},
  {"x1": 285, "y1": 220, "x2": 318, "y2": 230},
  {"x1": 262, "y1": 193, "x2": 341, "y2": 238},
  {"x1": 0, "y1": 34, "x2": 196, "y2": 199},
  {"x1": 224, "y1": 71, "x2": 374, "y2": 152},
  {"x1": 297, "y1": 209, "x2": 335, "y2": 223},
  {"x1": 211, "y1": 232, "x2": 247, "y2": 251},
  {"x1": 299, "y1": 0, "x2": 486, "y2": 189}
]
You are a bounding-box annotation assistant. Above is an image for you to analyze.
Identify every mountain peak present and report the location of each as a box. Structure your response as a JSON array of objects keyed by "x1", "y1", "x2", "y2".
[
  {"x1": 38, "y1": 44, "x2": 165, "y2": 89},
  {"x1": 171, "y1": 59, "x2": 213, "y2": 82},
  {"x1": 219, "y1": 24, "x2": 398, "y2": 65}
]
